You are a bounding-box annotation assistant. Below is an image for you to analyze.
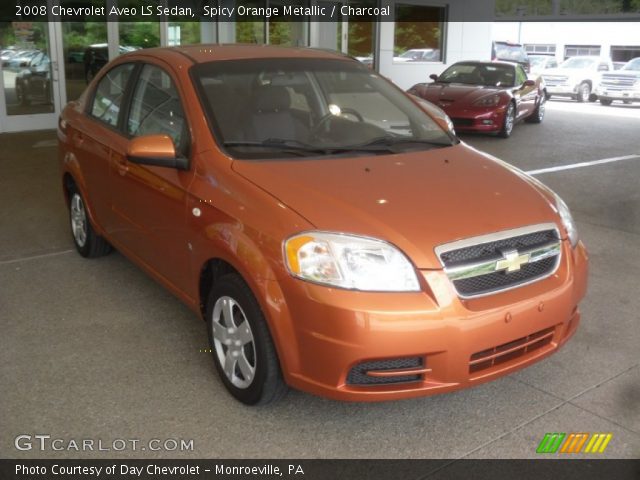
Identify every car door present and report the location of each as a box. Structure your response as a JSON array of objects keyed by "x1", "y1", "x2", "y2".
[
  {"x1": 74, "y1": 62, "x2": 136, "y2": 232},
  {"x1": 514, "y1": 65, "x2": 536, "y2": 118},
  {"x1": 108, "y1": 62, "x2": 193, "y2": 295}
]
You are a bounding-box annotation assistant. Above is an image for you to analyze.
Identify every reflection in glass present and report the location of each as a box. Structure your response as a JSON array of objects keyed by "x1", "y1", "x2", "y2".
[
  {"x1": 393, "y1": 4, "x2": 444, "y2": 62},
  {"x1": 61, "y1": 20, "x2": 107, "y2": 101},
  {"x1": 119, "y1": 22, "x2": 161, "y2": 50},
  {"x1": 268, "y1": 0, "x2": 307, "y2": 46},
  {"x1": 1, "y1": 22, "x2": 53, "y2": 115}
]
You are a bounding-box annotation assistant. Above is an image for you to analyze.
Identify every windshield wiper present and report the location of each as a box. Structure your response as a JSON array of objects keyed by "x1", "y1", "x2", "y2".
[
  {"x1": 337, "y1": 136, "x2": 452, "y2": 153},
  {"x1": 223, "y1": 139, "x2": 330, "y2": 156}
]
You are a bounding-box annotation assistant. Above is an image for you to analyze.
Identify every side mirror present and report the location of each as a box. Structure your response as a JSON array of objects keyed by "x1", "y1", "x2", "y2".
[
  {"x1": 522, "y1": 79, "x2": 536, "y2": 88},
  {"x1": 127, "y1": 134, "x2": 188, "y2": 170},
  {"x1": 429, "y1": 73, "x2": 439, "y2": 81}
]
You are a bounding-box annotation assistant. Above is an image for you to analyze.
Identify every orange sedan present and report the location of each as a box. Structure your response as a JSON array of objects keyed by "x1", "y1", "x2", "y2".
[{"x1": 58, "y1": 45, "x2": 588, "y2": 405}]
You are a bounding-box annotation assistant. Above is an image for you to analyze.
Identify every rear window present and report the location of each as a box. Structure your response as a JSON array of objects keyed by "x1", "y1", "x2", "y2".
[{"x1": 494, "y1": 42, "x2": 528, "y2": 64}]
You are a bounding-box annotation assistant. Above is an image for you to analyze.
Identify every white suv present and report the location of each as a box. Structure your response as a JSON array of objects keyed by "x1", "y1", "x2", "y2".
[
  {"x1": 596, "y1": 57, "x2": 640, "y2": 105},
  {"x1": 542, "y1": 56, "x2": 614, "y2": 102}
]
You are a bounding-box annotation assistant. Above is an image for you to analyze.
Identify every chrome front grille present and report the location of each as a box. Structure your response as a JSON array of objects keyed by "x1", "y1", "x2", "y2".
[
  {"x1": 600, "y1": 74, "x2": 638, "y2": 90},
  {"x1": 542, "y1": 75, "x2": 569, "y2": 86},
  {"x1": 435, "y1": 224, "x2": 562, "y2": 298}
]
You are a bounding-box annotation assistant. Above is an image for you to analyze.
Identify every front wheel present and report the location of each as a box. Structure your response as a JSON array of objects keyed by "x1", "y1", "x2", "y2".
[
  {"x1": 68, "y1": 188, "x2": 112, "y2": 258},
  {"x1": 526, "y1": 95, "x2": 546, "y2": 124},
  {"x1": 600, "y1": 99, "x2": 613, "y2": 106},
  {"x1": 577, "y1": 82, "x2": 591, "y2": 103},
  {"x1": 206, "y1": 273, "x2": 287, "y2": 405},
  {"x1": 498, "y1": 102, "x2": 515, "y2": 138}
]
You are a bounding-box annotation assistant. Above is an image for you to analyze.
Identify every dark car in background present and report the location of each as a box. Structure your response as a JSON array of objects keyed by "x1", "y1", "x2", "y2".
[
  {"x1": 15, "y1": 51, "x2": 51, "y2": 106},
  {"x1": 407, "y1": 60, "x2": 546, "y2": 138},
  {"x1": 492, "y1": 41, "x2": 530, "y2": 73},
  {"x1": 84, "y1": 44, "x2": 138, "y2": 83}
]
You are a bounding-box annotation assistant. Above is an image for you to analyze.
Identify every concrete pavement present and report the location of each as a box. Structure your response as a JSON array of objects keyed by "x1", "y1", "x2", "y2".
[{"x1": 1, "y1": 100, "x2": 639, "y2": 459}]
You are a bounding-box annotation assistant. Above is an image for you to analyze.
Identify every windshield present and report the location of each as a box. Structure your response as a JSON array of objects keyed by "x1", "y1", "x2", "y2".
[
  {"x1": 192, "y1": 58, "x2": 454, "y2": 159},
  {"x1": 494, "y1": 43, "x2": 527, "y2": 63},
  {"x1": 560, "y1": 57, "x2": 596, "y2": 69},
  {"x1": 437, "y1": 63, "x2": 515, "y2": 87},
  {"x1": 622, "y1": 58, "x2": 640, "y2": 71}
]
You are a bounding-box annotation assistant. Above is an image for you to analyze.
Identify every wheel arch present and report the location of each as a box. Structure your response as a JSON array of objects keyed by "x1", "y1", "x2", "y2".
[{"x1": 195, "y1": 237, "x2": 301, "y2": 378}]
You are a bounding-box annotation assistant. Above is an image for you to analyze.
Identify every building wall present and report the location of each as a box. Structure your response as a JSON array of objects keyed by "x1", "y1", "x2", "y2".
[
  {"x1": 379, "y1": 0, "x2": 494, "y2": 90},
  {"x1": 380, "y1": 21, "x2": 493, "y2": 90},
  {"x1": 492, "y1": 22, "x2": 640, "y2": 61}
]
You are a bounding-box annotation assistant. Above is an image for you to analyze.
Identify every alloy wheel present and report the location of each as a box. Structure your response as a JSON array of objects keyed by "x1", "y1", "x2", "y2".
[
  {"x1": 538, "y1": 96, "x2": 546, "y2": 121},
  {"x1": 211, "y1": 296, "x2": 257, "y2": 389},
  {"x1": 504, "y1": 104, "x2": 515, "y2": 135},
  {"x1": 70, "y1": 193, "x2": 88, "y2": 248}
]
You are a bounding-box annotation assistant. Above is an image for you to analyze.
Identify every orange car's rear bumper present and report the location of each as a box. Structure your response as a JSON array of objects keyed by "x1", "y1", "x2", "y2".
[{"x1": 275, "y1": 241, "x2": 588, "y2": 402}]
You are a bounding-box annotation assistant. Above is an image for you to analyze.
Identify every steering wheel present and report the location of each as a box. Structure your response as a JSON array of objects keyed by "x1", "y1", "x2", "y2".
[{"x1": 311, "y1": 108, "x2": 365, "y2": 137}]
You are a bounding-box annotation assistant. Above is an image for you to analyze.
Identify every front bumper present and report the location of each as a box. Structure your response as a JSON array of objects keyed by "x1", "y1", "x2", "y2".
[
  {"x1": 545, "y1": 84, "x2": 579, "y2": 97},
  {"x1": 274, "y1": 241, "x2": 588, "y2": 402},
  {"x1": 445, "y1": 105, "x2": 508, "y2": 133},
  {"x1": 595, "y1": 87, "x2": 640, "y2": 101}
]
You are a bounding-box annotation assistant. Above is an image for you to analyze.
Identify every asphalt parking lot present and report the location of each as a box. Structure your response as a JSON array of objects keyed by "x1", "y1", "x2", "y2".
[{"x1": 1, "y1": 99, "x2": 639, "y2": 461}]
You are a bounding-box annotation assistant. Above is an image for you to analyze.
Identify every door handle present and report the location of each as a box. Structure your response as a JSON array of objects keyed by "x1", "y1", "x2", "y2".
[{"x1": 111, "y1": 153, "x2": 129, "y2": 175}]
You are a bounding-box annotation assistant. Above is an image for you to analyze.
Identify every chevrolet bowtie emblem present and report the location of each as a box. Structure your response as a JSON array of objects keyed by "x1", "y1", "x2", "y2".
[{"x1": 495, "y1": 249, "x2": 531, "y2": 273}]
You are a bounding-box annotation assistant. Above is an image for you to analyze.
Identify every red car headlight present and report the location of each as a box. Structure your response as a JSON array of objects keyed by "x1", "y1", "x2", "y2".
[{"x1": 473, "y1": 95, "x2": 501, "y2": 107}]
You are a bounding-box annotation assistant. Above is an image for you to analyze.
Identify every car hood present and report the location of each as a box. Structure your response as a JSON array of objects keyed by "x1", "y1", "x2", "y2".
[
  {"x1": 602, "y1": 70, "x2": 640, "y2": 78},
  {"x1": 231, "y1": 143, "x2": 560, "y2": 269},
  {"x1": 542, "y1": 67, "x2": 587, "y2": 77},
  {"x1": 410, "y1": 83, "x2": 505, "y2": 106}
]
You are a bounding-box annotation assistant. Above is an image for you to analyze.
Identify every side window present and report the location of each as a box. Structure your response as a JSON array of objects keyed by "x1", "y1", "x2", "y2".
[
  {"x1": 549, "y1": 60, "x2": 558, "y2": 68},
  {"x1": 90, "y1": 63, "x2": 134, "y2": 127},
  {"x1": 515, "y1": 66, "x2": 527, "y2": 85},
  {"x1": 127, "y1": 64, "x2": 186, "y2": 151},
  {"x1": 598, "y1": 63, "x2": 610, "y2": 71}
]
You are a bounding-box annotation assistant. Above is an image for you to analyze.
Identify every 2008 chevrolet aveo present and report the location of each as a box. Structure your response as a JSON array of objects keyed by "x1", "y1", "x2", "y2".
[{"x1": 58, "y1": 45, "x2": 588, "y2": 405}]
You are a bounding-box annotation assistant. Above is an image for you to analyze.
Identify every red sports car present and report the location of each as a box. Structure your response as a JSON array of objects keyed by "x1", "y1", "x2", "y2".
[{"x1": 407, "y1": 61, "x2": 546, "y2": 138}]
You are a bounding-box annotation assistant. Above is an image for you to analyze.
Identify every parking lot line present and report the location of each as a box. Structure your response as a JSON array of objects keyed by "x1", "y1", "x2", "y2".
[
  {"x1": 0, "y1": 249, "x2": 73, "y2": 266},
  {"x1": 526, "y1": 154, "x2": 640, "y2": 175}
]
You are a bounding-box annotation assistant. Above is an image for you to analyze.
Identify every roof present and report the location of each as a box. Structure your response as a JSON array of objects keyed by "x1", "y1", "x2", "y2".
[{"x1": 129, "y1": 44, "x2": 351, "y2": 64}]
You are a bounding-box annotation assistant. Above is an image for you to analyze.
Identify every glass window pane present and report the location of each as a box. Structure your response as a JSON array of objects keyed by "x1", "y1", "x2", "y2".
[
  {"x1": 1, "y1": 22, "x2": 53, "y2": 115},
  {"x1": 90, "y1": 63, "x2": 134, "y2": 127},
  {"x1": 61, "y1": 20, "x2": 107, "y2": 101},
  {"x1": 394, "y1": 5, "x2": 444, "y2": 63},
  {"x1": 127, "y1": 65, "x2": 186, "y2": 149},
  {"x1": 119, "y1": 22, "x2": 160, "y2": 50}
]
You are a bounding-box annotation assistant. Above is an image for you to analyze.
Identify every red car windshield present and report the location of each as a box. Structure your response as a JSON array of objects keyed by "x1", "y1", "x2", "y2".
[{"x1": 438, "y1": 63, "x2": 515, "y2": 88}]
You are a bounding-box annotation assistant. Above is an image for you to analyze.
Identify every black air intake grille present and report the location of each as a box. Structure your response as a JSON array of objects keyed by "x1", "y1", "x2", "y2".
[{"x1": 347, "y1": 357, "x2": 423, "y2": 385}]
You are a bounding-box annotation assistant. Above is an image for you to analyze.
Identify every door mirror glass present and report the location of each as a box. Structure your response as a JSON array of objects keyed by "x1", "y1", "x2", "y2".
[{"x1": 523, "y1": 79, "x2": 536, "y2": 87}]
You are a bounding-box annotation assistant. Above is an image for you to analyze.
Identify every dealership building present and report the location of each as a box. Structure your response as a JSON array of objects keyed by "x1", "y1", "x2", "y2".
[
  {"x1": 0, "y1": 0, "x2": 494, "y2": 133},
  {"x1": 3, "y1": 1, "x2": 640, "y2": 134}
]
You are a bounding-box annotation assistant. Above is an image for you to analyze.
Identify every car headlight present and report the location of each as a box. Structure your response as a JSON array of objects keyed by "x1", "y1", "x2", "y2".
[
  {"x1": 284, "y1": 232, "x2": 420, "y2": 291},
  {"x1": 554, "y1": 194, "x2": 579, "y2": 248},
  {"x1": 473, "y1": 95, "x2": 501, "y2": 107}
]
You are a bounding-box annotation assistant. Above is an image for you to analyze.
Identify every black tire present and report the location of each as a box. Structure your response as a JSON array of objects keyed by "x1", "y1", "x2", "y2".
[
  {"x1": 206, "y1": 273, "x2": 287, "y2": 405},
  {"x1": 545, "y1": 93, "x2": 552, "y2": 100},
  {"x1": 600, "y1": 99, "x2": 613, "y2": 106},
  {"x1": 576, "y1": 82, "x2": 590, "y2": 103},
  {"x1": 498, "y1": 102, "x2": 515, "y2": 138},
  {"x1": 623, "y1": 100, "x2": 632, "y2": 105},
  {"x1": 526, "y1": 95, "x2": 546, "y2": 124},
  {"x1": 68, "y1": 187, "x2": 112, "y2": 258}
]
